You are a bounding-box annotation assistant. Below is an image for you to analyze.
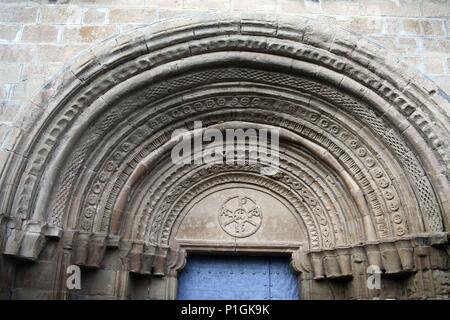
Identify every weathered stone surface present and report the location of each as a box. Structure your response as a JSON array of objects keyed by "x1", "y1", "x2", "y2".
[
  {"x1": 0, "y1": 7, "x2": 37, "y2": 23},
  {"x1": 422, "y1": 0, "x2": 450, "y2": 17},
  {"x1": 63, "y1": 26, "x2": 117, "y2": 43},
  {"x1": 0, "y1": 25, "x2": 21, "y2": 41},
  {"x1": 187, "y1": 0, "x2": 230, "y2": 10},
  {"x1": 0, "y1": 4, "x2": 449, "y2": 301},
  {"x1": 0, "y1": 44, "x2": 36, "y2": 63},
  {"x1": 40, "y1": 5, "x2": 83, "y2": 25},
  {"x1": 425, "y1": 57, "x2": 446, "y2": 74},
  {"x1": 22, "y1": 25, "x2": 59, "y2": 43},
  {"x1": 108, "y1": 8, "x2": 157, "y2": 23},
  {"x1": 82, "y1": 8, "x2": 107, "y2": 25},
  {"x1": 403, "y1": 19, "x2": 446, "y2": 36},
  {"x1": 359, "y1": 0, "x2": 421, "y2": 16}
]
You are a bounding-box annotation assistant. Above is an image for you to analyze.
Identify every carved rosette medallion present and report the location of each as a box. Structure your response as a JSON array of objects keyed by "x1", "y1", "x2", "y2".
[{"x1": 218, "y1": 196, "x2": 262, "y2": 237}]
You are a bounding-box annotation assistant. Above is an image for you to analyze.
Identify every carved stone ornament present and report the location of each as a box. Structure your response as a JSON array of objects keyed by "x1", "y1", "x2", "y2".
[
  {"x1": 218, "y1": 196, "x2": 263, "y2": 238},
  {"x1": 0, "y1": 12, "x2": 449, "y2": 299}
]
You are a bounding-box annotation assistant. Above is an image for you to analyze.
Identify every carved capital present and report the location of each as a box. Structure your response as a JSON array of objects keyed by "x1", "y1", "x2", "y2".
[
  {"x1": 304, "y1": 235, "x2": 448, "y2": 281},
  {"x1": 127, "y1": 244, "x2": 171, "y2": 276},
  {"x1": 72, "y1": 232, "x2": 107, "y2": 268},
  {"x1": 290, "y1": 249, "x2": 311, "y2": 274},
  {"x1": 3, "y1": 222, "x2": 46, "y2": 260}
]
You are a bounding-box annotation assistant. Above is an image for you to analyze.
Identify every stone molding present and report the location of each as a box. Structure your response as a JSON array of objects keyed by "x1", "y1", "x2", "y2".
[{"x1": 294, "y1": 232, "x2": 450, "y2": 281}]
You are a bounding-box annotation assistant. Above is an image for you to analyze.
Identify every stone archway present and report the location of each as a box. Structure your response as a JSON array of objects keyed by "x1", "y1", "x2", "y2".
[{"x1": 1, "y1": 13, "x2": 450, "y2": 300}]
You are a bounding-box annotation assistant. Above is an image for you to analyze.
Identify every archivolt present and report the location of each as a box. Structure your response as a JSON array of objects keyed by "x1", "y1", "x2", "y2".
[{"x1": 1, "y1": 13, "x2": 449, "y2": 264}]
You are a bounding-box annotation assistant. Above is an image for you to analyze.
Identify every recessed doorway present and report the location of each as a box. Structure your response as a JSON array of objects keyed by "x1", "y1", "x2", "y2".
[{"x1": 177, "y1": 255, "x2": 299, "y2": 300}]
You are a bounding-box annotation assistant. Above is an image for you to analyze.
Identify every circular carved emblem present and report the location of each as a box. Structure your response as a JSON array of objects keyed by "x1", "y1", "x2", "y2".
[{"x1": 218, "y1": 196, "x2": 262, "y2": 237}]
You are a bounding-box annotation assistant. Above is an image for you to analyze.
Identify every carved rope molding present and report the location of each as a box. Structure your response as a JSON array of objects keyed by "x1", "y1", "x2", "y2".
[{"x1": 1, "y1": 13, "x2": 449, "y2": 262}]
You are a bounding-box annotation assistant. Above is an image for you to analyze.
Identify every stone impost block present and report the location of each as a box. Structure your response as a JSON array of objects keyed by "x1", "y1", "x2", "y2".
[
  {"x1": 395, "y1": 239, "x2": 415, "y2": 272},
  {"x1": 3, "y1": 222, "x2": 46, "y2": 260},
  {"x1": 323, "y1": 251, "x2": 341, "y2": 279},
  {"x1": 304, "y1": 238, "x2": 434, "y2": 281},
  {"x1": 152, "y1": 255, "x2": 167, "y2": 277},
  {"x1": 365, "y1": 242, "x2": 383, "y2": 268},
  {"x1": 290, "y1": 249, "x2": 311, "y2": 275},
  {"x1": 140, "y1": 252, "x2": 155, "y2": 275},
  {"x1": 310, "y1": 251, "x2": 325, "y2": 280},
  {"x1": 129, "y1": 242, "x2": 144, "y2": 274},
  {"x1": 380, "y1": 241, "x2": 403, "y2": 274},
  {"x1": 106, "y1": 235, "x2": 121, "y2": 248},
  {"x1": 3, "y1": 228, "x2": 24, "y2": 257},
  {"x1": 128, "y1": 244, "x2": 171, "y2": 275},
  {"x1": 86, "y1": 234, "x2": 107, "y2": 268},
  {"x1": 152, "y1": 246, "x2": 169, "y2": 277},
  {"x1": 72, "y1": 232, "x2": 107, "y2": 268},
  {"x1": 73, "y1": 232, "x2": 90, "y2": 266},
  {"x1": 44, "y1": 225, "x2": 63, "y2": 238},
  {"x1": 19, "y1": 230, "x2": 46, "y2": 260},
  {"x1": 336, "y1": 247, "x2": 353, "y2": 277}
]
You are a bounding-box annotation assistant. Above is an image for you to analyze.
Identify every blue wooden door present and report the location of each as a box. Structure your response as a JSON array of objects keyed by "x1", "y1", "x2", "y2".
[{"x1": 177, "y1": 255, "x2": 299, "y2": 300}]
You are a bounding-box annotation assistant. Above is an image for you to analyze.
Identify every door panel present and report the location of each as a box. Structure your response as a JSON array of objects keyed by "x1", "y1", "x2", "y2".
[{"x1": 177, "y1": 255, "x2": 299, "y2": 300}]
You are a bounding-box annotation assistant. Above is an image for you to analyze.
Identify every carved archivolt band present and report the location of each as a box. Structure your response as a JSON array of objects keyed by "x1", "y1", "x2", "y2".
[
  {"x1": 111, "y1": 121, "x2": 378, "y2": 247},
  {"x1": 1, "y1": 14, "x2": 449, "y2": 268}
]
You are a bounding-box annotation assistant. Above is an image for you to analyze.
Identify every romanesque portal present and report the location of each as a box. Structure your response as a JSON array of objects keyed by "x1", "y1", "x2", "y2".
[{"x1": 1, "y1": 14, "x2": 450, "y2": 299}]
